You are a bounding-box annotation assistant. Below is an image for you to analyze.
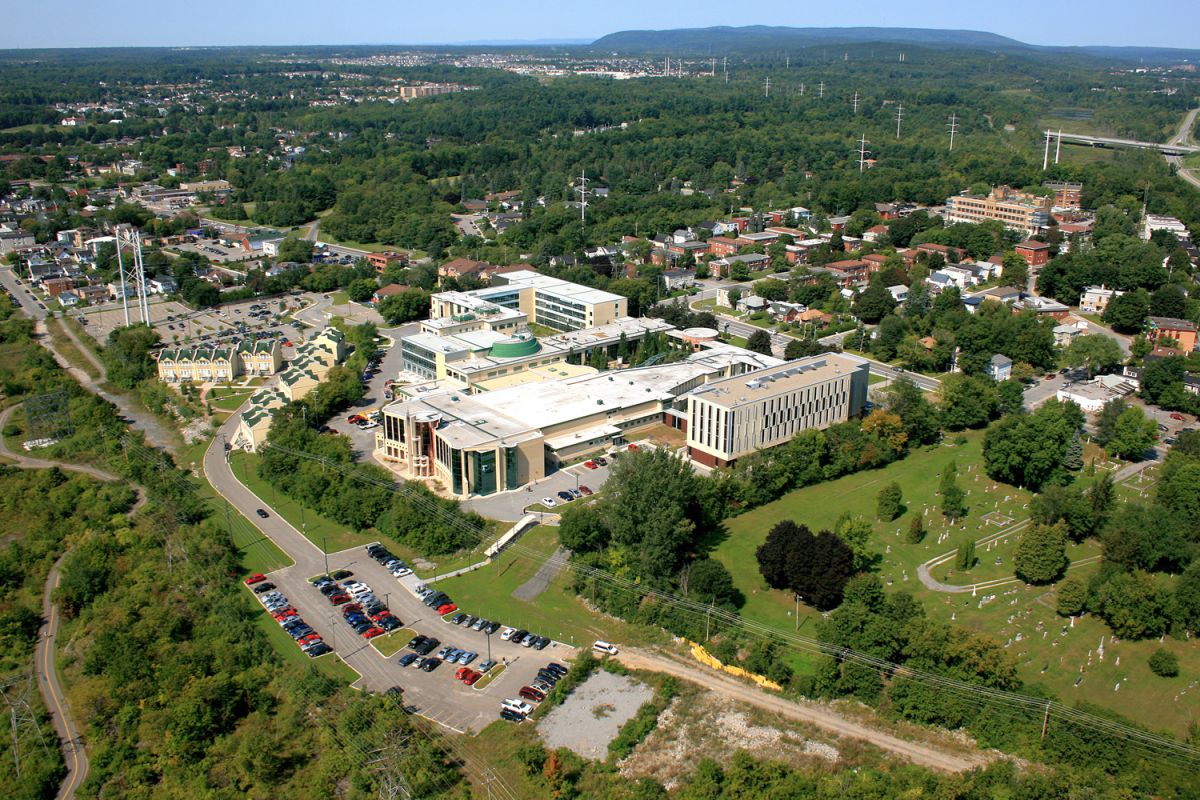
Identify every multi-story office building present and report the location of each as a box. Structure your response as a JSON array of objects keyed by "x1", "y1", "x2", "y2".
[
  {"x1": 430, "y1": 269, "x2": 626, "y2": 332},
  {"x1": 944, "y1": 186, "x2": 1052, "y2": 237},
  {"x1": 685, "y1": 354, "x2": 870, "y2": 467}
]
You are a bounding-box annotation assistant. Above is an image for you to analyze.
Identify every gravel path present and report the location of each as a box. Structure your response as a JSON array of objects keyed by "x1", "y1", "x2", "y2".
[
  {"x1": 538, "y1": 671, "x2": 654, "y2": 760},
  {"x1": 512, "y1": 546, "x2": 569, "y2": 601}
]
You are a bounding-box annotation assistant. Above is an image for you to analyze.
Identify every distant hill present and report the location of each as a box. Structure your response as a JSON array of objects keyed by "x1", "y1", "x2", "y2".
[{"x1": 590, "y1": 25, "x2": 1200, "y2": 64}]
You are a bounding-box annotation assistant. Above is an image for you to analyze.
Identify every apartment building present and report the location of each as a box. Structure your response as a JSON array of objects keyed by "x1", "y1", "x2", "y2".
[
  {"x1": 157, "y1": 339, "x2": 283, "y2": 382},
  {"x1": 944, "y1": 186, "x2": 1052, "y2": 237},
  {"x1": 685, "y1": 354, "x2": 870, "y2": 467}
]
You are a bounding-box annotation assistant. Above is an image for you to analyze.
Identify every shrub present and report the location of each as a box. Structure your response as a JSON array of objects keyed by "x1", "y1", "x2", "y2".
[{"x1": 1148, "y1": 648, "x2": 1179, "y2": 677}]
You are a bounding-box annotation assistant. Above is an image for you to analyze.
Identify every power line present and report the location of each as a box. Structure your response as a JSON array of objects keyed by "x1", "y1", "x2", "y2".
[{"x1": 256, "y1": 441, "x2": 1200, "y2": 772}]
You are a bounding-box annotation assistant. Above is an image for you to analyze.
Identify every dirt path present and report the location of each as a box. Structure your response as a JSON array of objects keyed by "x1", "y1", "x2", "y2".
[
  {"x1": 614, "y1": 648, "x2": 992, "y2": 773},
  {"x1": 512, "y1": 546, "x2": 569, "y2": 601}
]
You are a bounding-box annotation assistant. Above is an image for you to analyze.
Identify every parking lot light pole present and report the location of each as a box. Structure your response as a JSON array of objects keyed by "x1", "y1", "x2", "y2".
[
  {"x1": 486, "y1": 630, "x2": 492, "y2": 662},
  {"x1": 322, "y1": 532, "x2": 328, "y2": 577}
]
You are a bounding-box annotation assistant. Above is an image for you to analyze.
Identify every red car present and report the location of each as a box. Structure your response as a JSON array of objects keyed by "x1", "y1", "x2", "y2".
[
  {"x1": 583, "y1": 460, "x2": 597, "y2": 469},
  {"x1": 1171, "y1": 413, "x2": 1186, "y2": 421},
  {"x1": 579, "y1": 485, "x2": 593, "y2": 496},
  {"x1": 298, "y1": 634, "x2": 322, "y2": 646},
  {"x1": 627, "y1": 443, "x2": 639, "y2": 451},
  {"x1": 244, "y1": 573, "x2": 266, "y2": 585},
  {"x1": 437, "y1": 603, "x2": 458, "y2": 615},
  {"x1": 363, "y1": 626, "x2": 385, "y2": 639},
  {"x1": 371, "y1": 611, "x2": 395, "y2": 623},
  {"x1": 463, "y1": 671, "x2": 481, "y2": 686},
  {"x1": 455, "y1": 667, "x2": 472, "y2": 680},
  {"x1": 330, "y1": 593, "x2": 351, "y2": 606}
]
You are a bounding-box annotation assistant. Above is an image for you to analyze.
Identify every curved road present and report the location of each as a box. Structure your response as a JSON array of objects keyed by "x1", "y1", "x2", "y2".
[
  {"x1": 1166, "y1": 107, "x2": 1200, "y2": 191},
  {"x1": 0, "y1": 404, "x2": 134, "y2": 800}
]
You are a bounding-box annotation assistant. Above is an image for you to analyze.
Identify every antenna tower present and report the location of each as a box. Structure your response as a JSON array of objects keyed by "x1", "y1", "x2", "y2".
[
  {"x1": 894, "y1": 102, "x2": 904, "y2": 139},
  {"x1": 114, "y1": 223, "x2": 150, "y2": 326},
  {"x1": 948, "y1": 113, "x2": 959, "y2": 151},
  {"x1": 856, "y1": 133, "x2": 871, "y2": 173},
  {"x1": 573, "y1": 169, "x2": 591, "y2": 225}
]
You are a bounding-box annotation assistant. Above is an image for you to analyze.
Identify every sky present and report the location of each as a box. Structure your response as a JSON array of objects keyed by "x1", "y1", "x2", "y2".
[{"x1": 2, "y1": 0, "x2": 1198, "y2": 50}]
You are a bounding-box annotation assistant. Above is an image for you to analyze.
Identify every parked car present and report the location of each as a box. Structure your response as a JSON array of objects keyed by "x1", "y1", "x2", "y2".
[
  {"x1": 501, "y1": 699, "x2": 534, "y2": 716},
  {"x1": 557, "y1": 491, "x2": 572, "y2": 502},
  {"x1": 478, "y1": 659, "x2": 497, "y2": 674},
  {"x1": 1171, "y1": 413, "x2": 1186, "y2": 421},
  {"x1": 499, "y1": 709, "x2": 524, "y2": 722},
  {"x1": 244, "y1": 573, "x2": 266, "y2": 585},
  {"x1": 579, "y1": 485, "x2": 593, "y2": 496},
  {"x1": 594, "y1": 456, "x2": 608, "y2": 466},
  {"x1": 500, "y1": 627, "x2": 516, "y2": 641},
  {"x1": 398, "y1": 653, "x2": 419, "y2": 667},
  {"x1": 420, "y1": 657, "x2": 441, "y2": 672},
  {"x1": 330, "y1": 569, "x2": 353, "y2": 580},
  {"x1": 484, "y1": 621, "x2": 501, "y2": 635},
  {"x1": 541, "y1": 497, "x2": 557, "y2": 508},
  {"x1": 463, "y1": 670, "x2": 481, "y2": 686},
  {"x1": 583, "y1": 460, "x2": 597, "y2": 469},
  {"x1": 451, "y1": 613, "x2": 468, "y2": 625},
  {"x1": 593, "y1": 640, "x2": 619, "y2": 655},
  {"x1": 252, "y1": 582, "x2": 276, "y2": 594},
  {"x1": 518, "y1": 686, "x2": 545, "y2": 702}
]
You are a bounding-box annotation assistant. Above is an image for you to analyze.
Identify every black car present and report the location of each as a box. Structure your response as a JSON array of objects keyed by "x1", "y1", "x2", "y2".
[
  {"x1": 419, "y1": 657, "x2": 441, "y2": 672},
  {"x1": 379, "y1": 616, "x2": 402, "y2": 631},
  {"x1": 500, "y1": 709, "x2": 525, "y2": 722},
  {"x1": 418, "y1": 637, "x2": 440, "y2": 655},
  {"x1": 255, "y1": 508, "x2": 269, "y2": 519},
  {"x1": 408, "y1": 635, "x2": 428, "y2": 649},
  {"x1": 252, "y1": 582, "x2": 276, "y2": 594},
  {"x1": 330, "y1": 569, "x2": 353, "y2": 580},
  {"x1": 306, "y1": 643, "x2": 332, "y2": 657},
  {"x1": 544, "y1": 662, "x2": 567, "y2": 676},
  {"x1": 318, "y1": 584, "x2": 339, "y2": 596},
  {"x1": 398, "y1": 653, "x2": 419, "y2": 667},
  {"x1": 534, "y1": 636, "x2": 550, "y2": 650},
  {"x1": 424, "y1": 592, "x2": 449, "y2": 608},
  {"x1": 484, "y1": 621, "x2": 501, "y2": 635},
  {"x1": 510, "y1": 629, "x2": 528, "y2": 645}
]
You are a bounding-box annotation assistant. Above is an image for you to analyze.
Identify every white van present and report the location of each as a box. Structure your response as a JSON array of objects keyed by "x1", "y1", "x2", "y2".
[{"x1": 592, "y1": 640, "x2": 618, "y2": 656}]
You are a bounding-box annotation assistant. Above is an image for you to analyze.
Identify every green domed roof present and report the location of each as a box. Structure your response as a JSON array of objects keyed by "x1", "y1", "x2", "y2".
[{"x1": 489, "y1": 335, "x2": 541, "y2": 358}]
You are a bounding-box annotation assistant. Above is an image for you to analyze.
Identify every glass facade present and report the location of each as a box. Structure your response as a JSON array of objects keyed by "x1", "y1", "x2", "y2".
[
  {"x1": 401, "y1": 340, "x2": 439, "y2": 378},
  {"x1": 504, "y1": 446, "x2": 518, "y2": 490},
  {"x1": 469, "y1": 450, "x2": 497, "y2": 496},
  {"x1": 451, "y1": 447, "x2": 464, "y2": 495}
]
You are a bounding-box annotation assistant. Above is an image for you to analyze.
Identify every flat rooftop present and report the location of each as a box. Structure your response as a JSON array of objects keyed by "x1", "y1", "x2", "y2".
[
  {"x1": 494, "y1": 269, "x2": 625, "y2": 305},
  {"x1": 689, "y1": 353, "x2": 867, "y2": 408},
  {"x1": 540, "y1": 316, "x2": 673, "y2": 349}
]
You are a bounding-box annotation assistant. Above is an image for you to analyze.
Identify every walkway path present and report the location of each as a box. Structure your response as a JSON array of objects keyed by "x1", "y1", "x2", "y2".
[
  {"x1": 615, "y1": 647, "x2": 990, "y2": 773},
  {"x1": 512, "y1": 546, "x2": 569, "y2": 601}
]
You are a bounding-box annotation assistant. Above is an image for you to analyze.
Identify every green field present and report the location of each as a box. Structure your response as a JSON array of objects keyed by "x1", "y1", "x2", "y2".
[
  {"x1": 252, "y1": 611, "x2": 360, "y2": 684},
  {"x1": 207, "y1": 387, "x2": 257, "y2": 412},
  {"x1": 435, "y1": 525, "x2": 636, "y2": 649},
  {"x1": 371, "y1": 628, "x2": 416, "y2": 657},
  {"x1": 709, "y1": 431, "x2": 1198, "y2": 736}
]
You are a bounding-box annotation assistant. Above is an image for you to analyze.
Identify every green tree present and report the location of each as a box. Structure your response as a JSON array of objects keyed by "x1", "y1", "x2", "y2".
[
  {"x1": 997, "y1": 379, "x2": 1025, "y2": 416},
  {"x1": 1001, "y1": 251, "x2": 1030, "y2": 290},
  {"x1": 746, "y1": 329, "x2": 773, "y2": 355},
  {"x1": 1065, "y1": 334, "x2": 1124, "y2": 378},
  {"x1": 346, "y1": 278, "x2": 378, "y2": 303},
  {"x1": 1148, "y1": 648, "x2": 1179, "y2": 677},
  {"x1": 876, "y1": 482, "x2": 903, "y2": 520},
  {"x1": 557, "y1": 503, "x2": 610, "y2": 553},
  {"x1": 1107, "y1": 405, "x2": 1157, "y2": 461},
  {"x1": 103, "y1": 324, "x2": 161, "y2": 389},
  {"x1": 939, "y1": 374, "x2": 998, "y2": 430},
  {"x1": 955, "y1": 539, "x2": 976, "y2": 570},
  {"x1": 377, "y1": 288, "x2": 432, "y2": 324},
  {"x1": 1013, "y1": 522, "x2": 1069, "y2": 584},
  {"x1": 1102, "y1": 290, "x2": 1150, "y2": 333},
  {"x1": 1056, "y1": 575, "x2": 1088, "y2": 616},
  {"x1": 853, "y1": 283, "x2": 896, "y2": 324},
  {"x1": 1062, "y1": 436, "x2": 1084, "y2": 472},
  {"x1": 1096, "y1": 570, "x2": 1173, "y2": 639},
  {"x1": 1094, "y1": 399, "x2": 1126, "y2": 446},
  {"x1": 1175, "y1": 561, "x2": 1200, "y2": 632},
  {"x1": 589, "y1": 347, "x2": 609, "y2": 370},
  {"x1": 756, "y1": 521, "x2": 857, "y2": 611},
  {"x1": 884, "y1": 378, "x2": 941, "y2": 445},
  {"x1": 905, "y1": 515, "x2": 925, "y2": 544}
]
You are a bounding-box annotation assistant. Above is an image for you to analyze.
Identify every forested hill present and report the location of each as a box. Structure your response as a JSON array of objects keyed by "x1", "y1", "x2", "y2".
[{"x1": 590, "y1": 25, "x2": 1200, "y2": 63}]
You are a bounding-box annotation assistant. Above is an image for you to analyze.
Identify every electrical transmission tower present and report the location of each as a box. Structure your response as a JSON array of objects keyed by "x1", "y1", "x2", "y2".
[
  {"x1": 369, "y1": 730, "x2": 416, "y2": 800},
  {"x1": 114, "y1": 223, "x2": 150, "y2": 326},
  {"x1": 2, "y1": 674, "x2": 51, "y2": 779},
  {"x1": 23, "y1": 388, "x2": 73, "y2": 441},
  {"x1": 894, "y1": 102, "x2": 904, "y2": 139},
  {"x1": 856, "y1": 133, "x2": 872, "y2": 173},
  {"x1": 572, "y1": 169, "x2": 590, "y2": 225},
  {"x1": 852, "y1": 90, "x2": 860, "y2": 114},
  {"x1": 948, "y1": 113, "x2": 959, "y2": 151},
  {"x1": 763, "y1": 76, "x2": 770, "y2": 98},
  {"x1": 817, "y1": 81, "x2": 825, "y2": 98}
]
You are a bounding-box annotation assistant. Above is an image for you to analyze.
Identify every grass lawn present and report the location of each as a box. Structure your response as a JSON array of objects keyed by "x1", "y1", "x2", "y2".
[
  {"x1": 867, "y1": 373, "x2": 887, "y2": 385},
  {"x1": 434, "y1": 524, "x2": 636, "y2": 649},
  {"x1": 371, "y1": 628, "x2": 416, "y2": 657},
  {"x1": 228, "y1": 451, "x2": 369, "y2": 552},
  {"x1": 710, "y1": 431, "x2": 1199, "y2": 736},
  {"x1": 207, "y1": 388, "x2": 256, "y2": 412},
  {"x1": 526, "y1": 322, "x2": 559, "y2": 337},
  {"x1": 252, "y1": 612, "x2": 360, "y2": 684},
  {"x1": 44, "y1": 316, "x2": 101, "y2": 380},
  {"x1": 473, "y1": 664, "x2": 506, "y2": 689},
  {"x1": 723, "y1": 335, "x2": 748, "y2": 348}
]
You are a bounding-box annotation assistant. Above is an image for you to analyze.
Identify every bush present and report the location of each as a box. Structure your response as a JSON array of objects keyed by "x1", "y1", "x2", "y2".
[{"x1": 1148, "y1": 648, "x2": 1179, "y2": 677}]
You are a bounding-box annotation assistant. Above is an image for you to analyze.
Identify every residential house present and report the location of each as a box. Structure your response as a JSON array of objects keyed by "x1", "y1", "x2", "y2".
[
  {"x1": 56, "y1": 290, "x2": 81, "y2": 308},
  {"x1": 862, "y1": 224, "x2": 889, "y2": 243},
  {"x1": 438, "y1": 258, "x2": 494, "y2": 282},
  {"x1": 1080, "y1": 285, "x2": 1122, "y2": 314},
  {"x1": 769, "y1": 301, "x2": 808, "y2": 323},
  {"x1": 915, "y1": 242, "x2": 967, "y2": 263},
  {"x1": 77, "y1": 285, "x2": 109, "y2": 304},
  {"x1": 989, "y1": 354, "x2": 1013, "y2": 382},
  {"x1": 372, "y1": 283, "x2": 409, "y2": 304},
  {"x1": 710, "y1": 253, "x2": 770, "y2": 279},
  {"x1": 736, "y1": 295, "x2": 769, "y2": 314},
  {"x1": 887, "y1": 285, "x2": 909, "y2": 303},
  {"x1": 784, "y1": 239, "x2": 826, "y2": 265},
  {"x1": 1146, "y1": 316, "x2": 1197, "y2": 352},
  {"x1": 661, "y1": 269, "x2": 695, "y2": 291},
  {"x1": 42, "y1": 277, "x2": 77, "y2": 297},
  {"x1": 149, "y1": 274, "x2": 178, "y2": 295},
  {"x1": 367, "y1": 251, "x2": 407, "y2": 273},
  {"x1": 1015, "y1": 295, "x2": 1071, "y2": 320},
  {"x1": 1053, "y1": 318, "x2": 1090, "y2": 347}
]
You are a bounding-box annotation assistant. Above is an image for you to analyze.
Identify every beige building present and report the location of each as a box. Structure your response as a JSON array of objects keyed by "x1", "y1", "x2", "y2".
[
  {"x1": 431, "y1": 269, "x2": 627, "y2": 332},
  {"x1": 686, "y1": 354, "x2": 870, "y2": 467},
  {"x1": 231, "y1": 388, "x2": 288, "y2": 452},
  {"x1": 944, "y1": 186, "x2": 1052, "y2": 237},
  {"x1": 156, "y1": 339, "x2": 282, "y2": 383},
  {"x1": 377, "y1": 348, "x2": 784, "y2": 498}
]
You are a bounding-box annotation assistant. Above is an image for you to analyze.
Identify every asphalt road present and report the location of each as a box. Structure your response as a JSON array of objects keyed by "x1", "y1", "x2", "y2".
[{"x1": 1166, "y1": 107, "x2": 1200, "y2": 190}]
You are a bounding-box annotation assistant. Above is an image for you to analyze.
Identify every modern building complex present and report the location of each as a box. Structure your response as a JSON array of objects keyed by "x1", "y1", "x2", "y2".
[
  {"x1": 433, "y1": 269, "x2": 627, "y2": 332},
  {"x1": 685, "y1": 354, "x2": 870, "y2": 467},
  {"x1": 944, "y1": 186, "x2": 1052, "y2": 237},
  {"x1": 157, "y1": 339, "x2": 283, "y2": 383},
  {"x1": 376, "y1": 346, "x2": 790, "y2": 498}
]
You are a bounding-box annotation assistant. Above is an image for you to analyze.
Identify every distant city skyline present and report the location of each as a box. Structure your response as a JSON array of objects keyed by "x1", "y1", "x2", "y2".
[{"x1": 2, "y1": 0, "x2": 1197, "y2": 50}]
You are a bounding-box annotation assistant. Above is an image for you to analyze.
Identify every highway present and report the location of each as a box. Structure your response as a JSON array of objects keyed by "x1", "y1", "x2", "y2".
[
  {"x1": 1053, "y1": 130, "x2": 1200, "y2": 156},
  {"x1": 1165, "y1": 107, "x2": 1200, "y2": 191}
]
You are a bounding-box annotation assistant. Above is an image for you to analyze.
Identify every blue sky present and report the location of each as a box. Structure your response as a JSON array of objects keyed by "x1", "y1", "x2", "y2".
[{"x1": 2, "y1": 0, "x2": 1197, "y2": 50}]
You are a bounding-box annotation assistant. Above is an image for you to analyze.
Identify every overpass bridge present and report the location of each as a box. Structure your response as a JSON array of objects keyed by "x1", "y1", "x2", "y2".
[{"x1": 1044, "y1": 129, "x2": 1200, "y2": 164}]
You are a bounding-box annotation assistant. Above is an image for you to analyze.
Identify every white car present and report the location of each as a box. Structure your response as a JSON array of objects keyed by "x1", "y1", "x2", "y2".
[
  {"x1": 592, "y1": 640, "x2": 619, "y2": 656},
  {"x1": 499, "y1": 627, "x2": 516, "y2": 641},
  {"x1": 541, "y1": 497, "x2": 557, "y2": 508},
  {"x1": 392, "y1": 567, "x2": 412, "y2": 578},
  {"x1": 349, "y1": 584, "x2": 373, "y2": 597},
  {"x1": 501, "y1": 699, "x2": 534, "y2": 716}
]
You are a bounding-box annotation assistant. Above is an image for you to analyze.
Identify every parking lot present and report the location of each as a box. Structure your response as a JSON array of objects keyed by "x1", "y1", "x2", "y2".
[
  {"x1": 173, "y1": 238, "x2": 263, "y2": 265},
  {"x1": 255, "y1": 540, "x2": 576, "y2": 733}
]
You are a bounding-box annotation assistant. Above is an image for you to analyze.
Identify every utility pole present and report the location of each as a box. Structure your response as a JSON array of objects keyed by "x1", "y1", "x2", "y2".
[
  {"x1": 894, "y1": 102, "x2": 904, "y2": 139},
  {"x1": 573, "y1": 168, "x2": 590, "y2": 225},
  {"x1": 711, "y1": 57, "x2": 715, "y2": 77},
  {"x1": 817, "y1": 81, "x2": 825, "y2": 98},
  {"x1": 763, "y1": 76, "x2": 770, "y2": 98},
  {"x1": 856, "y1": 133, "x2": 871, "y2": 173},
  {"x1": 1041, "y1": 700, "x2": 1052, "y2": 739},
  {"x1": 852, "y1": 90, "x2": 860, "y2": 114},
  {"x1": 799, "y1": 82, "x2": 805, "y2": 96},
  {"x1": 786, "y1": 55, "x2": 790, "y2": 69},
  {"x1": 323, "y1": 534, "x2": 329, "y2": 577},
  {"x1": 948, "y1": 113, "x2": 959, "y2": 152},
  {"x1": 1043, "y1": 129, "x2": 1052, "y2": 171},
  {"x1": 1055, "y1": 129, "x2": 1062, "y2": 164}
]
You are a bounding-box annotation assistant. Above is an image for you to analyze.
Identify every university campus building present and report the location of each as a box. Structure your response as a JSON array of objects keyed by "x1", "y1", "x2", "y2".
[{"x1": 685, "y1": 354, "x2": 871, "y2": 468}]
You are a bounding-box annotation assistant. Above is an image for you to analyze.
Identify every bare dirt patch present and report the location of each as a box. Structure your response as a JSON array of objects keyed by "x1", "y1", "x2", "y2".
[
  {"x1": 619, "y1": 685, "x2": 839, "y2": 791},
  {"x1": 538, "y1": 671, "x2": 653, "y2": 760}
]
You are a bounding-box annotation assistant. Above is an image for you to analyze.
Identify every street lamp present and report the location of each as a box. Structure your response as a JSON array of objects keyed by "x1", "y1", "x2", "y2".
[{"x1": 485, "y1": 630, "x2": 492, "y2": 662}]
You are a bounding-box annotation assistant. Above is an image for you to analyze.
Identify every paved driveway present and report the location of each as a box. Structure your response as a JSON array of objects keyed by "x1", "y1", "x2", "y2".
[{"x1": 465, "y1": 459, "x2": 612, "y2": 522}]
